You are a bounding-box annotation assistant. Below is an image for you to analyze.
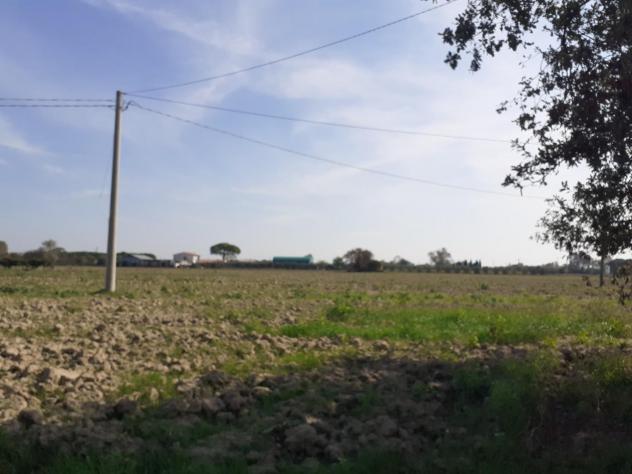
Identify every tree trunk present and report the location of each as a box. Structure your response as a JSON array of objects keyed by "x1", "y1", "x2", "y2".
[{"x1": 599, "y1": 255, "x2": 605, "y2": 287}]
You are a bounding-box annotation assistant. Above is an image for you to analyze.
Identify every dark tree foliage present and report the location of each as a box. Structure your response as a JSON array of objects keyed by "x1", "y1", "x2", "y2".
[
  {"x1": 332, "y1": 256, "x2": 345, "y2": 269},
  {"x1": 428, "y1": 248, "x2": 453, "y2": 267},
  {"x1": 343, "y1": 248, "x2": 373, "y2": 271},
  {"x1": 343, "y1": 248, "x2": 382, "y2": 272},
  {"x1": 38, "y1": 240, "x2": 65, "y2": 267},
  {"x1": 0, "y1": 241, "x2": 7, "y2": 256},
  {"x1": 441, "y1": 0, "x2": 632, "y2": 188},
  {"x1": 613, "y1": 262, "x2": 632, "y2": 305},
  {"x1": 210, "y1": 243, "x2": 241, "y2": 262},
  {"x1": 536, "y1": 169, "x2": 632, "y2": 285}
]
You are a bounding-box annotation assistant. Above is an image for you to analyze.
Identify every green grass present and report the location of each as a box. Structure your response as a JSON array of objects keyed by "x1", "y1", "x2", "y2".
[
  {"x1": 0, "y1": 441, "x2": 412, "y2": 474},
  {"x1": 414, "y1": 351, "x2": 632, "y2": 473},
  {"x1": 117, "y1": 372, "x2": 178, "y2": 405},
  {"x1": 280, "y1": 301, "x2": 630, "y2": 345},
  {"x1": 122, "y1": 416, "x2": 229, "y2": 448},
  {"x1": 8, "y1": 325, "x2": 59, "y2": 339}
]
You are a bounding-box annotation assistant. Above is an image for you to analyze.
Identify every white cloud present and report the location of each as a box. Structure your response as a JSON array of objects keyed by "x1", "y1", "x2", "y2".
[
  {"x1": 0, "y1": 116, "x2": 48, "y2": 155},
  {"x1": 83, "y1": 0, "x2": 263, "y2": 56}
]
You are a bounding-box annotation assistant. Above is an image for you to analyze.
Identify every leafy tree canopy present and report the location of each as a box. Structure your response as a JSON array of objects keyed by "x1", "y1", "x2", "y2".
[
  {"x1": 537, "y1": 169, "x2": 632, "y2": 285},
  {"x1": 428, "y1": 248, "x2": 452, "y2": 267},
  {"x1": 391, "y1": 256, "x2": 414, "y2": 266},
  {"x1": 40, "y1": 240, "x2": 63, "y2": 253},
  {"x1": 343, "y1": 248, "x2": 380, "y2": 272},
  {"x1": 210, "y1": 243, "x2": 241, "y2": 262},
  {"x1": 441, "y1": 0, "x2": 632, "y2": 188},
  {"x1": 332, "y1": 256, "x2": 345, "y2": 268}
]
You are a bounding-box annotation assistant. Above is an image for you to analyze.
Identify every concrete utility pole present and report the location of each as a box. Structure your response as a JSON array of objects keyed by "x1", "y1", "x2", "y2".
[{"x1": 104, "y1": 90, "x2": 123, "y2": 292}]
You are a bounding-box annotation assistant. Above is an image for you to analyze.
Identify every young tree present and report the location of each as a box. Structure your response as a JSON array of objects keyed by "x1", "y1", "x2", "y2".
[
  {"x1": 38, "y1": 239, "x2": 65, "y2": 266},
  {"x1": 343, "y1": 248, "x2": 374, "y2": 272},
  {"x1": 537, "y1": 174, "x2": 632, "y2": 286},
  {"x1": 40, "y1": 240, "x2": 58, "y2": 253},
  {"x1": 210, "y1": 243, "x2": 241, "y2": 262},
  {"x1": 428, "y1": 248, "x2": 452, "y2": 267},
  {"x1": 391, "y1": 256, "x2": 413, "y2": 267},
  {"x1": 332, "y1": 257, "x2": 345, "y2": 269}
]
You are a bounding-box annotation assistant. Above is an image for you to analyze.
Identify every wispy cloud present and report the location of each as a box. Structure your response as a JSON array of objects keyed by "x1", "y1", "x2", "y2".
[
  {"x1": 82, "y1": 0, "x2": 262, "y2": 56},
  {"x1": 0, "y1": 116, "x2": 48, "y2": 155}
]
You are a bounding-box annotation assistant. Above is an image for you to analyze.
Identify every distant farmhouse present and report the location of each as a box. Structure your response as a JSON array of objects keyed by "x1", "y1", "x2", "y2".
[
  {"x1": 272, "y1": 255, "x2": 314, "y2": 267},
  {"x1": 173, "y1": 252, "x2": 200, "y2": 267},
  {"x1": 117, "y1": 253, "x2": 170, "y2": 267}
]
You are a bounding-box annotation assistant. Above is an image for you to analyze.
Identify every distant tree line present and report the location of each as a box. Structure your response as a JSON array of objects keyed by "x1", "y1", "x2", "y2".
[
  {"x1": 0, "y1": 240, "x2": 616, "y2": 276},
  {"x1": 0, "y1": 240, "x2": 106, "y2": 268}
]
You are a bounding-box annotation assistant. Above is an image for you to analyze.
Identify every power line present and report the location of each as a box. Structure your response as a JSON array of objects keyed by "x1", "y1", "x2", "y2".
[
  {"x1": 0, "y1": 104, "x2": 114, "y2": 108},
  {"x1": 128, "y1": 0, "x2": 460, "y2": 94},
  {"x1": 130, "y1": 101, "x2": 544, "y2": 200},
  {"x1": 0, "y1": 98, "x2": 113, "y2": 102},
  {"x1": 125, "y1": 93, "x2": 510, "y2": 144}
]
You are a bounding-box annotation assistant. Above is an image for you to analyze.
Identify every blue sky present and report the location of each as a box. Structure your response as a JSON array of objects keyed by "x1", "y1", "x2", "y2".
[{"x1": 0, "y1": 0, "x2": 568, "y2": 265}]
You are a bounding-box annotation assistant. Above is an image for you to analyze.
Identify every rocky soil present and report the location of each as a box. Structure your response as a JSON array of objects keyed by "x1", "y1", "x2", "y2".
[{"x1": 1, "y1": 268, "x2": 631, "y2": 472}]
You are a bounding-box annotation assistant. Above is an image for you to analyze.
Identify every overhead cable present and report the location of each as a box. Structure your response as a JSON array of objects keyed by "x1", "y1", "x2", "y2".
[
  {"x1": 130, "y1": 101, "x2": 544, "y2": 200},
  {"x1": 0, "y1": 104, "x2": 114, "y2": 108},
  {"x1": 128, "y1": 0, "x2": 459, "y2": 94},
  {"x1": 125, "y1": 93, "x2": 510, "y2": 144},
  {"x1": 0, "y1": 98, "x2": 113, "y2": 102}
]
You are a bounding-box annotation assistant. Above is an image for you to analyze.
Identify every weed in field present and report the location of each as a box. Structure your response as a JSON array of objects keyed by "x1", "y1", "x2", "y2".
[
  {"x1": 351, "y1": 387, "x2": 381, "y2": 416},
  {"x1": 453, "y1": 364, "x2": 491, "y2": 403},
  {"x1": 277, "y1": 351, "x2": 326, "y2": 371},
  {"x1": 117, "y1": 372, "x2": 178, "y2": 405},
  {"x1": 326, "y1": 300, "x2": 355, "y2": 322},
  {"x1": 9, "y1": 325, "x2": 59, "y2": 340}
]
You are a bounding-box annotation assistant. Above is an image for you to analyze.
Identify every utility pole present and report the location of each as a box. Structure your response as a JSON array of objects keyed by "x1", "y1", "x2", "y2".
[{"x1": 104, "y1": 90, "x2": 123, "y2": 292}]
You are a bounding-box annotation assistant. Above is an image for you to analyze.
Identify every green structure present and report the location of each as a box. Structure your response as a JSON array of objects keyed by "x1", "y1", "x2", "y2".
[{"x1": 272, "y1": 255, "x2": 314, "y2": 267}]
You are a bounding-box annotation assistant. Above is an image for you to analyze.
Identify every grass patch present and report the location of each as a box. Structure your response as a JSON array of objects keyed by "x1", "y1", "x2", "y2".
[
  {"x1": 117, "y1": 372, "x2": 178, "y2": 405},
  {"x1": 0, "y1": 431, "x2": 411, "y2": 474},
  {"x1": 277, "y1": 351, "x2": 327, "y2": 371},
  {"x1": 0, "y1": 286, "x2": 30, "y2": 295},
  {"x1": 351, "y1": 387, "x2": 381, "y2": 416},
  {"x1": 8, "y1": 325, "x2": 59, "y2": 339},
  {"x1": 0, "y1": 434, "x2": 250, "y2": 474},
  {"x1": 281, "y1": 303, "x2": 631, "y2": 345},
  {"x1": 122, "y1": 417, "x2": 228, "y2": 448}
]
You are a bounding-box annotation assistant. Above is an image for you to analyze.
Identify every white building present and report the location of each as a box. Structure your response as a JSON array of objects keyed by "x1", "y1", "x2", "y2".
[{"x1": 173, "y1": 252, "x2": 200, "y2": 266}]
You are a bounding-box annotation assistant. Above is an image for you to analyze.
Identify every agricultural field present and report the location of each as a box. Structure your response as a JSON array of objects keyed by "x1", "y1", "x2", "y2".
[{"x1": 1, "y1": 267, "x2": 632, "y2": 473}]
